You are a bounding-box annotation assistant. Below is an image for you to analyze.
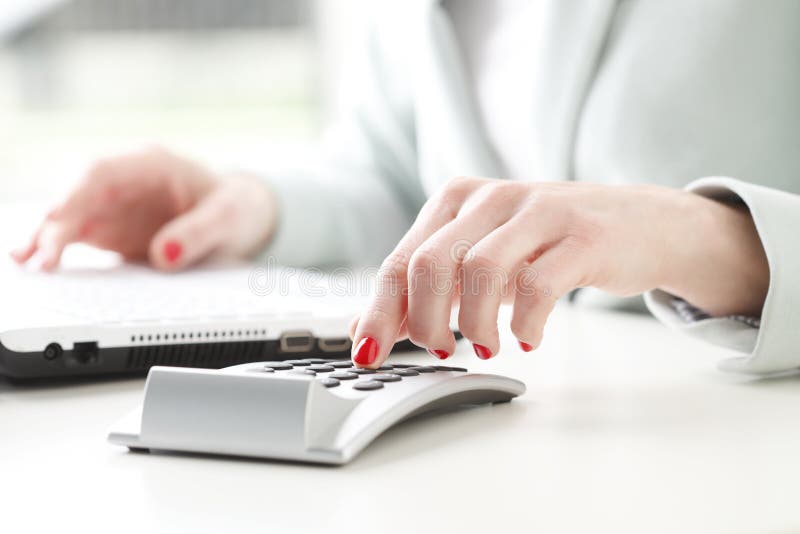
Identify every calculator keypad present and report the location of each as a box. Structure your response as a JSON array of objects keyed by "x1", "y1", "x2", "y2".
[{"x1": 250, "y1": 359, "x2": 467, "y2": 392}]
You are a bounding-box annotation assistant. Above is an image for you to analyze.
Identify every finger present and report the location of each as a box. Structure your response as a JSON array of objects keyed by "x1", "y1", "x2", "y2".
[
  {"x1": 351, "y1": 178, "x2": 487, "y2": 368},
  {"x1": 147, "y1": 188, "x2": 233, "y2": 271},
  {"x1": 10, "y1": 225, "x2": 43, "y2": 264},
  {"x1": 405, "y1": 193, "x2": 517, "y2": 359},
  {"x1": 36, "y1": 221, "x2": 82, "y2": 271},
  {"x1": 456, "y1": 210, "x2": 560, "y2": 359},
  {"x1": 349, "y1": 315, "x2": 409, "y2": 344},
  {"x1": 511, "y1": 242, "x2": 585, "y2": 351}
]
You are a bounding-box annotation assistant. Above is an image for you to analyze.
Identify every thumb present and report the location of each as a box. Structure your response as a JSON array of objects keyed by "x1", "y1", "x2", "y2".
[{"x1": 148, "y1": 191, "x2": 232, "y2": 271}]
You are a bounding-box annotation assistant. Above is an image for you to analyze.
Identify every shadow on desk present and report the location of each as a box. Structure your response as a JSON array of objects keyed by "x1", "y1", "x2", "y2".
[{"x1": 105, "y1": 400, "x2": 529, "y2": 470}]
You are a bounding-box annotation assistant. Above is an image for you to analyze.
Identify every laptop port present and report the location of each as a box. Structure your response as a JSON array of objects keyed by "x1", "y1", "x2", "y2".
[
  {"x1": 318, "y1": 337, "x2": 351, "y2": 353},
  {"x1": 279, "y1": 331, "x2": 314, "y2": 353},
  {"x1": 43, "y1": 343, "x2": 63, "y2": 361},
  {"x1": 71, "y1": 341, "x2": 99, "y2": 365}
]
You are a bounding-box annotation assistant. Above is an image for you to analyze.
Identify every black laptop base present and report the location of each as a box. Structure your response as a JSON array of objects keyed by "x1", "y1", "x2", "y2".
[{"x1": 0, "y1": 337, "x2": 447, "y2": 380}]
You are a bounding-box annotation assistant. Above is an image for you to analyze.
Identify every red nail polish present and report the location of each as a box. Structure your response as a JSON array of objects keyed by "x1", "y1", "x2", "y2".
[
  {"x1": 428, "y1": 349, "x2": 450, "y2": 360},
  {"x1": 518, "y1": 341, "x2": 533, "y2": 352},
  {"x1": 473, "y1": 343, "x2": 492, "y2": 360},
  {"x1": 353, "y1": 336, "x2": 379, "y2": 366},
  {"x1": 163, "y1": 240, "x2": 182, "y2": 264}
]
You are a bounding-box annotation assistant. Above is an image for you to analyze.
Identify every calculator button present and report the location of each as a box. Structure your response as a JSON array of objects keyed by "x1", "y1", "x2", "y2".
[
  {"x1": 320, "y1": 378, "x2": 340, "y2": 388},
  {"x1": 290, "y1": 369, "x2": 316, "y2": 376},
  {"x1": 330, "y1": 371, "x2": 358, "y2": 380},
  {"x1": 432, "y1": 365, "x2": 467, "y2": 372},
  {"x1": 376, "y1": 365, "x2": 394, "y2": 371},
  {"x1": 392, "y1": 368, "x2": 419, "y2": 377},
  {"x1": 353, "y1": 380, "x2": 384, "y2": 391},
  {"x1": 263, "y1": 362, "x2": 293, "y2": 371},
  {"x1": 372, "y1": 373, "x2": 402, "y2": 382},
  {"x1": 307, "y1": 358, "x2": 330, "y2": 364},
  {"x1": 389, "y1": 363, "x2": 415, "y2": 368},
  {"x1": 328, "y1": 361, "x2": 353, "y2": 368},
  {"x1": 308, "y1": 364, "x2": 335, "y2": 373},
  {"x1": 350, "y1": 368, "x2": 376, "y2": 375},
  {"x1": 409, "y1": 366, "x2": 436, "y2": 373},
  {"x1": 286, "y1": 359, "x2": 312, "y2": 366}
]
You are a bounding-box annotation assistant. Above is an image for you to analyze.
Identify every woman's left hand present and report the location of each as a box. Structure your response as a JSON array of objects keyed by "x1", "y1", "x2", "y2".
[{"x1": 350, "y1": 177, "x2": 769, "y2": 367}]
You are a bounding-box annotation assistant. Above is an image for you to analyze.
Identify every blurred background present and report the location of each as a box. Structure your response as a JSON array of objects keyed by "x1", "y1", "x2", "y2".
[{"x1": 0, "y1": 0, "x2": 366, "y2": 202}]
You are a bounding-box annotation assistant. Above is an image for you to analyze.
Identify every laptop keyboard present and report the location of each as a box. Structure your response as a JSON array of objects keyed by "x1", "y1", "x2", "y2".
[{"x1": 11, "y1": 263, "x2": 367, "y2": 324}]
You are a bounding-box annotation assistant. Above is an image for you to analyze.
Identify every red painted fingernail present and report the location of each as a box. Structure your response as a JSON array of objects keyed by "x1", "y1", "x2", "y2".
[
  {"x1": 163, "y1": 240, "x2": 182, "y2": 264},
  {"x1": 518, "y1": 341, "x2": 533, "y2": 352},
  {"x1": 428, "y1": 349, "x2": 450, "y2": 360},
  {"x1": 473, "y1": 343, "x2": 492, "y2": 360},
  {"x1": 353, "y1": 336, "x2": 379, "y2": 366}
]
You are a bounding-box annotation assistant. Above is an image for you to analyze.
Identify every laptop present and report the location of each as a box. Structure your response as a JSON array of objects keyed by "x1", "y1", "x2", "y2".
[{"x1": 0, "y1": 245, "x2": 394, "y2": 380}]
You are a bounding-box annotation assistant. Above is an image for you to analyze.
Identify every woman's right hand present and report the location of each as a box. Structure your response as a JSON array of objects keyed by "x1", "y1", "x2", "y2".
[{"x1": 10, "y1": 146, "x2": 278, "y2": 271}]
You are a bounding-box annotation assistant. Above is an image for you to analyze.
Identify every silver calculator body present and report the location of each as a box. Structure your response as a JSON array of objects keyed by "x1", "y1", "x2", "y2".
[{"x1": 108, "y1": 359, "x2": 526, "y2": 465}]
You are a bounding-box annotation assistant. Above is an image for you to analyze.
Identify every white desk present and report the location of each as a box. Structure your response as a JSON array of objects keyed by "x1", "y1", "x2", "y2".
[{"x1": 2, "y1": 302, "x2": 800, "y2": 533}]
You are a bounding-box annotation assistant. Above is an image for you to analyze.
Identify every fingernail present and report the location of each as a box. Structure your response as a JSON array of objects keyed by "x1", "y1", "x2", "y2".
[
  {"x1": 427, "y1": 349, "x2": 450, "y2": 360},
  {"x1": 472, "y1": 343, "x2": 492, "y2": 360},
  {"x1": 518, "y1": 341, "x2": 533, "y2": 352},
  {"x1": 353, "y1": 336, "x2": 379, "y2": 366},
  {"x1": 163, "y1": 240, "x2": 182, "y2": 264}
]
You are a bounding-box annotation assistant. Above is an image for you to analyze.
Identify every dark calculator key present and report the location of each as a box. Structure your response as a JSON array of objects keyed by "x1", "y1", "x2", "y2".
[
  {"x1": 353, "y1": 380, "x2": 384, "y2": 391},
  {"x1": 330, "y1": 371, "x2": 358, "y2": 380},
  {"x1": 308, "y1": 364, "x2": 335, "y2": 373},
  {"x1": 319, "y1": 377, "x2": 340, "y2": 388},
  {"x1": 377, "y1": 365, "x2": 394, "y2": 371},
  {"x1": 307, "y1": 358, "x2": 330, "y2": 364},
  {"x1": 263, "y1": 362, "x2": 293, "y2": 371},
  {"x1": 350, "y1": 368, "x2": 376, "y2": 375},
  {"x1": 432, "y1": 365, "x2": 468, "y2": 372},
  {"x1": 390, "y1": 363, "x2": 416, "y2": 368},
  {"x1": 328, "y1": 361, "x2": 353, "y2": 368},
  {"x1": 286, "y1": 359, "x2": 312, "y2": 366},
  {"x1": 290, "y1": 369, "x2": 316, "y2": 376},
  {"x1": 372, "y1": 373, "x2": 402, "y2": 382},
  {"x1": 392, "y1": 368, "x2": 419, "y2": 377},
  {"x1": 409, "y1": 366, "x2": 436, "y2": 373}
]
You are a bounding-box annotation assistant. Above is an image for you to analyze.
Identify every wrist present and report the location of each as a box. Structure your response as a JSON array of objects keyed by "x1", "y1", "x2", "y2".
[{"x1": 658, "y1": 191, "x2": 769, "y2": 317}]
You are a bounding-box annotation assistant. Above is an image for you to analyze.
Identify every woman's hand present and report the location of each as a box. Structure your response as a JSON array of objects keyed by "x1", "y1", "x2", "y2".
[
  {"x1": 10, "y1": 147, "x2": 278, "y2": 271},
  {"x1": 350, "y1": 177, "x2": 769, "y2": 367}
]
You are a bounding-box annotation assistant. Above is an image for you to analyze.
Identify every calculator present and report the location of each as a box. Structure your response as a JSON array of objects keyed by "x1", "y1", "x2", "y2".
[{"x1": 107, "y1": 358, "x2": 526, "y2": 465}]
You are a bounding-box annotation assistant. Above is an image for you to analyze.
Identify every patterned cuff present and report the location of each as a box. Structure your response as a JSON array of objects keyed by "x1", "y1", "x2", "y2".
[{"x1": 669, "y1": 297, "x2": 761, "y2": 328}]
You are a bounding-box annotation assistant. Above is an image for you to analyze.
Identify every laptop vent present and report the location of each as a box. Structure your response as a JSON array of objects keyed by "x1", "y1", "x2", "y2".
[
  {"x1": 129, "y1": 329, "x2": 268, "y2": 344},
  {"x1": 124, "y1": 340, "x2": 279, "y2": 370}
]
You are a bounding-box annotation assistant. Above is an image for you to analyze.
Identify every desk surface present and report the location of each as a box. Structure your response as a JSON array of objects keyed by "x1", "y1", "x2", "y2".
[{"x1": 2, "y1": 301, "x2": 799, "y2": 534}]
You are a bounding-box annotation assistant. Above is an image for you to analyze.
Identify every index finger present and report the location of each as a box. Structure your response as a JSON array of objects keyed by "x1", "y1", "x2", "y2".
[{"x1": 351, "y1": 178, "x2": 484, "y2": 368}]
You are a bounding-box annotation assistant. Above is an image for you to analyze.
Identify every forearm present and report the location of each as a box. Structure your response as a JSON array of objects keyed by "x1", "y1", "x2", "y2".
[{"x1": 659, "y1": 192, "x2": 769, "y2": 317}]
